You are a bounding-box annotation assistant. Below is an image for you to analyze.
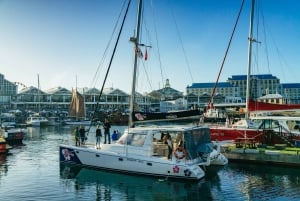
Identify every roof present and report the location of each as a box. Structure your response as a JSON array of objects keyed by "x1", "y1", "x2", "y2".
[
  {"x1": 257, "y1": 93, "x2": 285, "y2": 99},
  {"x1": 228, "y1": 74, "x2": 278, "y2": 81},
  {"x1": 45, "y1": 87, "x2": 71, "y2": 94},
  {"x1": 187, "y1": 82, "x2": 234, "y2": 89},
  {"x1": 280, "y1": 83, "x2": 300, "y2": 88}
]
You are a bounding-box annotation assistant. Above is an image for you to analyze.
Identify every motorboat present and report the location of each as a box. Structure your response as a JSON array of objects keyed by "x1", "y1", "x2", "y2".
[
  {"x1": 0, "y1": 126, "x2": 25, "y2": 146},
  {"x1": 26, "y1": 116, "x2": 49, "y2": 127}
]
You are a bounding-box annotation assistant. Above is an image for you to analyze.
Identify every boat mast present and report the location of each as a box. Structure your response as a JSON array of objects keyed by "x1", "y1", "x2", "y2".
[
  {"x1": 129, "y1": 0, "x2": 143, "y2": 128},
  {"x1": 245, "y1": 0, "x2": 255, "y2": 118},
  {"x1": 37, "y1": 73, "x2": 41, "y2": 114}
]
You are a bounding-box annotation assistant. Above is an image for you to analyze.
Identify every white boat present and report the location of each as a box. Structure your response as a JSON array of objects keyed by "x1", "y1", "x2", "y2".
[
  {"x1": 26, "y1": 116, "x2": 49, "y2": 127},
  {"x1": 209, "y1": 142, "x2": 228, "y2": 166},
  {"x1": 60, "y1": 125, "x2": 212, "y2": 180},
  {"x1": 60, "y1": 0, "x2": 216, "y2": 181},
  {"x1": 62, "y1": 118, "x2": 91, "y2": 126},
  {"x1": 201, "y1": 105, "x2": 227, "y2": 123}
]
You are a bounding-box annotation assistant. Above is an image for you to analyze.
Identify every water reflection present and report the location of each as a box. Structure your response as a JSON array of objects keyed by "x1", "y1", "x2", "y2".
[
  {"x1": 60, "y1": 163, "x2": 218, "y2": 201},
  {"x1": 0, "y1": 154, "x2": 8, "y2": 177}
]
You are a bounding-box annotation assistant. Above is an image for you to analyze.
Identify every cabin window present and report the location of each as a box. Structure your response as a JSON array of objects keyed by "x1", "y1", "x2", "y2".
[{"x1": 127, "y1": 133, "x2": 146, "y2": 146}]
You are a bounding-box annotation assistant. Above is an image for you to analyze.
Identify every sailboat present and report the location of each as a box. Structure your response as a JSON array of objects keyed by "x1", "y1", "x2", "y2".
[
  {"x1": 63, "y1": 89, "x2": 91, "y2": 126},
  {"x1": 59, "y1": 0, "x2": 214, "y2": 181},
  {"x1": 26, "y1": 74, "x2": 49, "y2": 127},
  {"x1": 209, "y1": 0, "x2": 300, "y2": 146}
]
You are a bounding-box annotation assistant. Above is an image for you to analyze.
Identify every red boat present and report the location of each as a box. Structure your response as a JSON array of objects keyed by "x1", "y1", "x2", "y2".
[
  {"x1": 0, "y1": 127, "x2": 25, "y2": 146},
  {"x1": 0, "y1": 136, "x2": 7, "y2": 154},
  {"x1": 210, "y1": 116, "x2": 300, "y2": 146}
]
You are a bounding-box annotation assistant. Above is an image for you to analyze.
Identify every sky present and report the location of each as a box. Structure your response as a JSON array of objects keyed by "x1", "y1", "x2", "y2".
[{"x1": 1, "y1": 0, "x2": 300, "y2": 94}]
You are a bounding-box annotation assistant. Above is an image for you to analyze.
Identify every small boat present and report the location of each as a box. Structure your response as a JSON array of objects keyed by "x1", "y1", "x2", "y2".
[
  {"x1": 0, "y1": 127, "x2": 25, "y2": 146},
  {"x1": 26, "y1": 116, "x2": 49, "y2": 127},
  {"x1": 63, "y1": 89, "x2": 91, "y2": 126},
  {"x1": 201, "y1": 105, "x2": 227, "y2": 123},
  {"x1": 0, "y1": 135, "x2": 8, "y2": 154}
]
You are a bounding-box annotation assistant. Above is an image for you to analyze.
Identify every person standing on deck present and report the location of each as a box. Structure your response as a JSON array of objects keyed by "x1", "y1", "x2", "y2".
[
  {"x1": 95, "y1": 125, "x2": 102, "y2": 149},
  {"x1": 103, "y1": 118, "x2": 111, "y2": 144},
  {"x1": 164, "y1": 133, "x2": 173, "y2": 159},
  {"x1": 74, "y1": 127, "x2": 80, "y2": 146},
  {"x1": 79, "y1": 125, "x2": 86, "y2": 145}
]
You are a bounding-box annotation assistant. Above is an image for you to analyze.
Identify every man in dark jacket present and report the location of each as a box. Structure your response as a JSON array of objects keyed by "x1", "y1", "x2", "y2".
[{"x1": 103, "y1": 118, "x2": 111, "y2": 144}]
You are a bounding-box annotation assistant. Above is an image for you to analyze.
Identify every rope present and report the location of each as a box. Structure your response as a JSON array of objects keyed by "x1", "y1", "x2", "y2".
[
  {"x1": 207, "y1": 0, "x2": 245, "y2": 109},
  {"x1": 90, "y1": 0, "x2": 129, "y2": 88},
  {"x1": 87, "y1": 0, "x2": 132, "y2": 134}
]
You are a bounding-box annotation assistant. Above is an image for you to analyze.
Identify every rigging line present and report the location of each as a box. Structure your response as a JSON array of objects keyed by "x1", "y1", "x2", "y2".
[
  {"x1": 259, "y1": 2, "x2": 271, "y2": 74},
  {"x1": 139, "y1": 11, "x2": 153, "y2": 91},
  {"x1": 169, "y1": 0, "x2": 194, "y2": 83},
  {"x1": 150, "y1": 0, "x2": 165, "y2": 90},
  {"x1": 90, "y1": 0, "x2": 128, "y2": 88},
  {"x1": 140, "y1": 58, "x2": 153, "y2": 91},
  {"x1": 87, "y1": 0, "x2": 132, "y2": 133},
  {"x1": 207, "y1": 0, "x2": 245, "y2": 108}
]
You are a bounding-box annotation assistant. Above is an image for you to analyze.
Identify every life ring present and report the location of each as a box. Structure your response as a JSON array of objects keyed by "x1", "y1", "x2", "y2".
[{"x1": 174, "y1": 147, "x2": 186, "y2": 159}]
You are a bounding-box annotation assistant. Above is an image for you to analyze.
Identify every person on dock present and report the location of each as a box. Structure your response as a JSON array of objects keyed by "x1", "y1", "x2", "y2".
[
  {"x1": 95, "y1": 125, "x2": 102, "y2": 149},
  {"x1": 74, "y1": 127, "x2": 80, "y2": 146},
  {"x1": 103, "y1": 118, "x2": 111, "y2": 144}
]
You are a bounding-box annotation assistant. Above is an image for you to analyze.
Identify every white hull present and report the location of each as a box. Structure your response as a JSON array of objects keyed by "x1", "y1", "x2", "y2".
[
  {"x1": 59, "y1": 125, "x2": 214, "y2": 181},
  {"x1": 60, "y1": 144, "x2": 204, "y2": 180},
  {"x1": 26, "y1": 116, "x2": 49, "y2": 127},
  {"x1": 209, "y1": 150, "x2": 228, "y2": 166},
  {"x1": 63, "y1": 120, "x2": 91, "y2": 126}
]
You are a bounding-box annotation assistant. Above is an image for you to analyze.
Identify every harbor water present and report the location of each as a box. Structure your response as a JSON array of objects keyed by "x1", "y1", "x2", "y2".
[{"x1": 0, "y1": 125, "x2": 300, "y2": 201}]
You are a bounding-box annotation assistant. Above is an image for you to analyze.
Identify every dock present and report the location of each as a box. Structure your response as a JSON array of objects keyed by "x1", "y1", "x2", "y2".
[{"x1": 222, "y1": 144, "x2": 300, "y2": 167}]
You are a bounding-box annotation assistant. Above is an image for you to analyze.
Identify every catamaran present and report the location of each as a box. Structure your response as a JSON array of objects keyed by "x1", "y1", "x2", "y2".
[{"x1": 59, "y1": 0, "x2": 215, "y2": 181}]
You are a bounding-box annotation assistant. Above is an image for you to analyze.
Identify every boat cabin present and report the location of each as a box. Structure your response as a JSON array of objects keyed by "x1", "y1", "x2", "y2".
[{"x1": 114, "y1": 125, "x2": 213, "y2": 165}]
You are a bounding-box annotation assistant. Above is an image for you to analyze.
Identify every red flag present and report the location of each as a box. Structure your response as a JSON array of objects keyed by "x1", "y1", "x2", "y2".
[{"x1": 145, "y1": 49, "x2": 148, "y2": 61}]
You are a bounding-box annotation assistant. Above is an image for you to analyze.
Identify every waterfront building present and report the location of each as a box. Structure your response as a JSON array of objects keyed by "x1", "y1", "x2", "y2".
[
  {"x1": 227, "y1": 74, "x2": 280, "y2": 99},
  {"x1": 186, "y1": 82, "x2": 240, "y2": 105},
  {"x1": 278, "y1": 83, "x2": 300, "y2": 104},
  {"x1": 1, "y1": 73, "x2": 300, "y2": 112},
  {"x1": 0, "y1": 74, "x2": 17, "y2": 110},
  {"x1": 256, "y1": 93, "x2": 287, "y2": 104}
]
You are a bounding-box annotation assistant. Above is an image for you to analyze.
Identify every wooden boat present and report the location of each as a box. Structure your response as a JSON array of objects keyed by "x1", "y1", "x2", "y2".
[{"x1": 63, "y1": 89, "x2": 91, "y2": 126}]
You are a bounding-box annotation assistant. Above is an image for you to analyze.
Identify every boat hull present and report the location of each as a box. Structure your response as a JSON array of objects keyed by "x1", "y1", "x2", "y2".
[
  {"x1": 0, "y1": 140, "x2": 7, "y2": 154},
  {"x1": 210, "y1": 127, "x2": 262, "y2": 142},
  {"x1": 59, "y1": 144, "x2": 205, "y2": 181},
  {"x1": 132, "y1": 110, "x2": 201, "y2": 123},
  {"x1": 1, "y1": 128, "x2": 24, "y2": 145}
]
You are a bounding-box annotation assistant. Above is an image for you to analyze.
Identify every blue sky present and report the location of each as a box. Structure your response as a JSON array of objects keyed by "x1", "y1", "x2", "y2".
[{"x1": 1, "y1": 0, "x2": 300, "y2": 94}]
